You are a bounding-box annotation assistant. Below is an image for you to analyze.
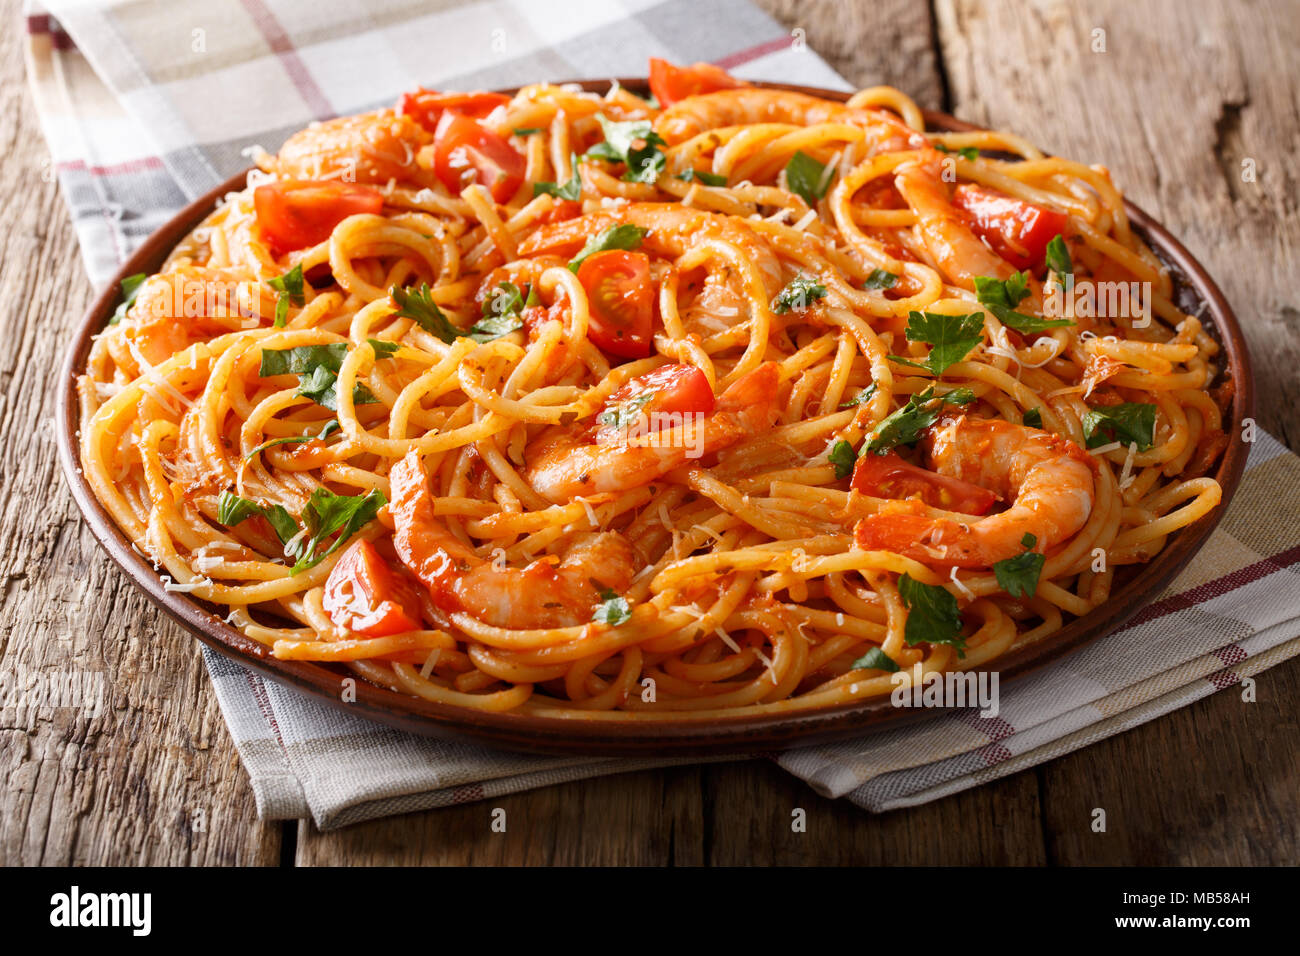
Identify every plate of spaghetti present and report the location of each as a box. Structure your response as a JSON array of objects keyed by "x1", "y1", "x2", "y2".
[{"x1": 59, "y1": 62, "x2": 1252, "y2": 753}]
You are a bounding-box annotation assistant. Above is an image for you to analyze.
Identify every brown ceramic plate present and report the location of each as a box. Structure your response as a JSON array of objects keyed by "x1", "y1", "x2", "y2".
[{"x1": 56, "y1": 80, "x2": 1254, "y2": 755}]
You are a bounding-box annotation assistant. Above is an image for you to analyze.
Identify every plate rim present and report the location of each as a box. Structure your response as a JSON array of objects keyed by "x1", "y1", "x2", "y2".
[{"x1": 55, "y1": 78, "x2": 1256, "y2": 756}]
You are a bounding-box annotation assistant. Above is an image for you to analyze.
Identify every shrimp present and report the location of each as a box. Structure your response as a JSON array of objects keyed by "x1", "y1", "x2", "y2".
[
  {"x1": 517, "y1": 202, "x2": 784, "y2": 298},
  {"x1": 524, "y1": 362, "x2": 782, "y2": 504},
  {"x1": 388, "y1": 449, "x2": 636, "y2": 629},
  {"x1": 269, "y1": 109, "x2": 431, "y2": 185},
  {"x1": 853, "y1": 415, "x2": 1096, "y2": 568},
  {"x1": 123, "y1": 265, "x2": 252, "y2": 365},
  {"x1": 654, "y1": 88, "x2": 926, "y2": 148},
  {"x1": 894, "y1": 155, "x2": 1017, "y2": 291}
]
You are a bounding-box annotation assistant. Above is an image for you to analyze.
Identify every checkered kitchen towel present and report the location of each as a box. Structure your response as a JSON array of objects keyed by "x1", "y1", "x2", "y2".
[{"x1": 28, "y1": 0, "x2": 1300, "y2": 829}]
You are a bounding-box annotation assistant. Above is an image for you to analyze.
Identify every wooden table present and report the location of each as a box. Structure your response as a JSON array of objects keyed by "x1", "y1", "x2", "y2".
[{"x1": 3, "y1": 0, "x2": 1296, "y2": 865}]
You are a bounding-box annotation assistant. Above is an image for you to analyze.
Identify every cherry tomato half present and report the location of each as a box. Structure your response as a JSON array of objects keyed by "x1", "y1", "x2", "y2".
[
  {"x1": 323, "y1": 539, "x2": 424, "y2": 637},
  {"x1": 648, "y1": 57, "x2": 747, "y2": 106},
  {"x1": 603, "y1": 363, "x2": 716, "y2": 426},
  {"x1": 254, "y1": 180, "x2": 384, "y2": 255},
  {"x1": 433, "y1": 112, "x2": 526, "y2": 203},
  {"x1": 851, "y1": 450, "x2": 998, "y2": 516},
  {"x1": 399, "y1": 89, "x2": 511, "y2": 130},
  {"x1": 951, "y1": 184, "x2": 1068, "y2": 272},
  {"x1": 576, "y1": 249, "x2": 655, "y2": 359}
]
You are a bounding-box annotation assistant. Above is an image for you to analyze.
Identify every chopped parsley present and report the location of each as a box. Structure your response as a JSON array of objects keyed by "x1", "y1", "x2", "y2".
[
  {"x1": 993, "y1": 532, "x2": 1045, "y2": 599},
  {"x1": 1081, "y1": 402, "x2": 1157, "y2": 451},
  {"x1": 216, "y1": 491, "x2": 299, "y2": 547},
  {"x1": 1022, "y1": 406, "x2": 1043, "y2": 428},
  {"x1": 889, "y1": 311, "x2": 985, "y2": 375},
  {"x1": 863, "y1": 268, "x2": 899, "y2": 290},
  {"x1": 109, "y1": 273, "x2": 147, "y2": 325},
  {"x1": 935, "y1": 143, "x2": 979, "y2": 161},
  {"x1": 592, "y1": 588, "x2": 632, "y2": 626},
  {"x1": 471, "y1": 281, "x2": 531, "y2": 342},
  {"x1": 771, "y1": 274, "x2": 828, "y2": 314},
  {"x1": 675, "y1": 168, "x2": 728, "y2": 186},
  {"x1": 568, "y1": 224, "x2": 647, "y2": 272},
  {"x1": 828, "y1": 439, "x2": 856, "y2": 480},
  {"x1": 784, "y1": 150, "x2": 832, "y2": 205},
  {"x1": 898, "y1": 573, "x2": 966, "y2": 654},
  {"x1": 585, "y1": 116, "x2": 667, "y2": 184},
  {"x1": 839, "y1": 383, "x2": 878, "y2": 408},
  {"x1": 596, "y1": 392, "x2": 653, "y2": 430},
  {"x1": 533, "y1": 153, "x2": 583, "y2": 201},
  {"x1": 259, "y1": 343, "x2": 378, "y2": 412},
  {"x1": 389, "y1": 282, "x2": 466, "y2": 343},
  {"x1": 289, "y1": 488, "x2": 387, "y2": 574},
  {"x1": 268, "y1": 263, "x2": 305, "y2": 328},
  {"x1": 1045, "y1": 234, "x2": 1073, "y2": 279},
  {"x1": 861, "y1": 387, "x2": 973, "y2": 456},
  {"x1": 974, "y1": 270, "x2": 1073, "y2": 332},
  {"x1": 850, "y1": 646, "x2": 900, "y2": 673},
  {"x1": 244, "y1": 419, "x2": 341, "y2": 459},
  {"x1": 512, "y1": 126, "x2": 544, "y2": 137}
]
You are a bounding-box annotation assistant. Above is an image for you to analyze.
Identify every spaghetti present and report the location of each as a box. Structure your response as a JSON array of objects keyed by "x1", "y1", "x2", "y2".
[{"x1": 78, "y1": 60, "x2": 1228, "y2": 719}]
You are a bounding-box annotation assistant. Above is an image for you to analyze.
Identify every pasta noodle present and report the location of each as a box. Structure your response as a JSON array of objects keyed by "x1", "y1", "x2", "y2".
[{"x1": 77, "y1": 63, "x2": 1229, "y2": 720}]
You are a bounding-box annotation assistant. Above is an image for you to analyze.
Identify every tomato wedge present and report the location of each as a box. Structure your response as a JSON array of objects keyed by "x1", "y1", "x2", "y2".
[
  {"x1": 323, "y1": 539, "x2": 424, "y2": 637},
  {"x1": 852, "y1": 451, "x2": 998, "y2": 515},
  {"x1": 576, "y1": 249, "x2": 655, "y2": 359},
  {"x1": 433, "y1": 112, "x2": 526, "y2": 202},
  {"x1": 399, "y1": 89, "x2": 510, "y2": 130},
  {"x1": 648, "y1": 58, "x2": 747, "y2": 106},
  {"x1": 254, "y1": 180, "x2": 384, "y2": 255},
  {"x1": 951, "y1": 184, "x2": 1068, "y2": 272},
  {"x1": 600, "y1": 364, "x2": 715, "y2": 434}
]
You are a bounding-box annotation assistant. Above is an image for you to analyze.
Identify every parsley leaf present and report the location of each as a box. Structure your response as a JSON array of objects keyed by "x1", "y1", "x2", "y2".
[
  {"x1": 568, "y1": 224, "x2": 647, "y2": 272},
  {"x1": 863, "y1": 268, "x2": 899, "y2": 290},
  {"x1": 586, "y1": 116, "x2": 667, "y2": 184},
  {"x1": 596, "y1": 391, "x2": 653, "y2": 430},
  {"x1": 259, "y1": 343, "x2": 378, "y2": 412},
  {"x1": 1045, "y1": 234, "x2": 1072, "y2": 279},
  {"x1": 533, "y1": 153, "x2": 583, "y2": 200},
  {"x1": 1081, "y1": 402, "x2": 1157, "y2": 451},
  {"x1": 993, "y1": 532, "x2": 1045, "y2": 599},
  {"x1": 891, "y1": 311, "x2": 985, "y2": 375},
  {"x1": 289, "y1": 488, "x2": 387, "y2": 574},
  {"x1": 828, "y1": 439, "x2": 857, "y2": 480},
  {"x1": 592, "y1": 588, "x2": 632, "y2": 626},
  {"x1": 771, "y1": 274, "x2": 828, "y2": 314},
  {"x1": 1022, "y1": 406, "x2": 1043, "y2": 428},
  {"x1": 470, "y1": 281, "x2": 527, "y2": 342},
  {"x1": 268, "y1": 263, "x2": 305, "y2": 328},
  {"x1": 110, "y1": 273, "x2": 148, "y2": 325},
  {"x1": 675, "y1": 168, "x2": 728, "y2": 186},
  {"x1": 935, "y1": 143, "x2": 979, "y2": 161},
  {"x1": 850, "y1": 646, "x2": 900, "y2": 673},
  {"x1": 216, "y1": 491, "x2": 298, "y2": 547},
  {"x1": 368, "y1": 339, "x2": 401, "y2": 360},
  {"x1": 784, "y1": 150, "x2": 832, "y2": 205},
  {"x1": 898, "y1": 573, "x2": 966, "y2": 653},
  {"x1": 974, "y1": 272, "x2": 1073, "y2": 332},
  {"x1": 244, "y1": 419, "x2": 341, "y2": 459},
  {"x1": 840, "y1": 383, "x2": 878, "y2": 408},
  {"x1": 390, "y1": 283, "x2": 465, "y2": 343},
  {"x1": 862, "y1": 387, "x2": 969, "y2": 455}
]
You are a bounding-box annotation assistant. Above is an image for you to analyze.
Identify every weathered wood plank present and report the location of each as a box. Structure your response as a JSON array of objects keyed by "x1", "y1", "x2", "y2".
[
  {"x1": 294, "y1": 767, "x2": 708, "y2": 865},
  {"x1": 935, "y1": 0, "x2": 1300, "y2": 865},
  {"x1": 0, "y1": 0, "x2": 280, "y2": 865}
]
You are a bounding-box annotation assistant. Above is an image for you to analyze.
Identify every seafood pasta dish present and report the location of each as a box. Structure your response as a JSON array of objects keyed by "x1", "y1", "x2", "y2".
[{"x1": 77, "y1": 59, "x2": 1228, "y2": 718}]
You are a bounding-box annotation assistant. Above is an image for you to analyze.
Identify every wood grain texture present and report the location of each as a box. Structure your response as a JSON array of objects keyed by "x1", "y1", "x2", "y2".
[
  {"x1": 0, "y1": 0, "x2": 280, "y2": 865},
  {"x1": 3, "y1": 0, "x2": 1297, "y2": 866}
]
